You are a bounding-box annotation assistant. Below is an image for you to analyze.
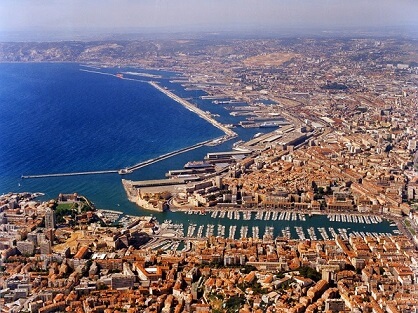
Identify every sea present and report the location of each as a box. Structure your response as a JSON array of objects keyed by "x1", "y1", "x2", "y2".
[{"x1": 0, "y1": 63, "x2": 397, "y2": 239}]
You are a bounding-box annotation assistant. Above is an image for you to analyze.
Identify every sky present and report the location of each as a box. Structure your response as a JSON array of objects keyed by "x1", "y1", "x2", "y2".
[{"x1": 1, "y1": 0, "x2": 418, "y2": 38}]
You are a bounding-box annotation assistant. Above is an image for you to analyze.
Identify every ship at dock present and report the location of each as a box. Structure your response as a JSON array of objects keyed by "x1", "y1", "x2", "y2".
[
  {"x1": 259, "y1": 121, "x2": 280, "y2": 128},
  {"x1": 184, "y1": 161, "x2": 214, "y2": 169}
]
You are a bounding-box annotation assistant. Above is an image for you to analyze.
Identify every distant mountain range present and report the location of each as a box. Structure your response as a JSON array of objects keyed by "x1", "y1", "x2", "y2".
[{"x1": 0, "y1": 41, "x2": 167, "y2": 63}]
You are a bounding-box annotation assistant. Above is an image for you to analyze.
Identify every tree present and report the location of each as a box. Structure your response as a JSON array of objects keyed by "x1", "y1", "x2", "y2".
[
  {"x1": 298, "y1": 266, "x2": 321, "y2": 282},
  {"x1": 224, "y1": 295, "x2": 245, "y2": 312},
  {"x1": 240, "y1": 264, "x2": 257, "y2": 274}
]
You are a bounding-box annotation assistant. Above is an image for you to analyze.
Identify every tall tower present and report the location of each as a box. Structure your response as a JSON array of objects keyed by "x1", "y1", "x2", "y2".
[{"x1": 45, "y1": 207, "x2": 56, "y2": 229}]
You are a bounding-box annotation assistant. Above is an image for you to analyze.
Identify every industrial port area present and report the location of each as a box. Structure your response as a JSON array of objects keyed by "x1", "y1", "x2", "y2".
[{"x1": 2, "y1": 35, "x2": 418, "y2": 313}]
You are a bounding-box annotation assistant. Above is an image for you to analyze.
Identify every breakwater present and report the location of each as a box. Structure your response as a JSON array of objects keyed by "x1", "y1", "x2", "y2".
[
  {"x1": 21, "y1": 76, "x2": 237, "y2": 180},
  {"x1": 120, "y1": 137, "x2": 219, "y2": 174},
  {"x1": 149, "y1": 81, "x2": 237, "y2": 138},
  {"x1": 21, "y1": 138, "x2": 213, "y2": 179},
  {"x1": 21, "y1": 136, "x2": 227, "y2": 179},
  {"x1": 21, "y1": 170, "x2": 118, "y2": 179}
]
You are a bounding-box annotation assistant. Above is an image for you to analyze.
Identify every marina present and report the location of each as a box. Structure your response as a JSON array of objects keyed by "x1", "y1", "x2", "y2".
[
  {"x1": 100, "y1": 203, "x2": 400, "y2": 253},
  {"x1": 45, "y1": 195, "x2": 400, "y2": 255},
  {"x1": 141, "y1": 209, "x2": 399, "y2": 252},
  {"x1": 162, "y1": 221, "x2": 396, "y2": 245}
]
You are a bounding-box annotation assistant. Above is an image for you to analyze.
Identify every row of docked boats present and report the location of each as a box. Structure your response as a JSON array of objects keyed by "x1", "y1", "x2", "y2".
[
  {"x1": 182, "y1": 223, "x2": 395, "y2": 242},
  {"x1": 327, "y1": 213, "x2": 382, "y2": 224},
  {"x1": 202, "y1": 210, "x2": 383, "y2": 225}
]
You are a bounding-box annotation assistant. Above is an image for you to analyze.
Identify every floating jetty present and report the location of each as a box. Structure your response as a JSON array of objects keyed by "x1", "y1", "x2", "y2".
[
  {"x1": 178, "y1": 208, "x2": 397, "y2": 240},
  {"x1": 159, "y1": 208, "x2": 397, "y2": 241}
]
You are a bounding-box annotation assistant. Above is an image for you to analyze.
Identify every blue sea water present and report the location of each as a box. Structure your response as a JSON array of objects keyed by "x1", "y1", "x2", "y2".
[
  {"x1": 0, "y1": 63, "x2": 397, "y2": 237},
  {"x1": 0, "y1": 63, "x2": 223, "y2": 213}
]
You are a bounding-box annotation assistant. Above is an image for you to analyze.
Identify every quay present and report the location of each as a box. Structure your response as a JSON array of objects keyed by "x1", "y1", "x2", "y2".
[
  {"x1": 200, "y1": 95, "x2": 228, "y2": 100},
  {"x1": 151, "y1": 234, "x2": 207, "y2": 242}
]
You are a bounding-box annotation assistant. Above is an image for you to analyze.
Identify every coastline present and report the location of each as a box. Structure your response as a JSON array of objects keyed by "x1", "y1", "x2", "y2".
[
  {"x1": 1, "y1": 64, "x2": 408, "y2": 241},
  {"x1": 0, "y1": 63, "x2": 407, "y2": 241},
  {"x1": 0, "y1": 63, "x2": 223, "y2": 213}
]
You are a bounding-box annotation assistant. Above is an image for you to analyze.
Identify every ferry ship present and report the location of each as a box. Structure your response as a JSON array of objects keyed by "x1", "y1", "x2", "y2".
[
  {"x1": 184, "y1": 161, "x2": 214, "y2": 169},
  {"x1": 232, "y1": 140, "x2": 244, "y2": 148},
  {"x1": 260, "y1": 121, "x2": 280, "y2": 128}
]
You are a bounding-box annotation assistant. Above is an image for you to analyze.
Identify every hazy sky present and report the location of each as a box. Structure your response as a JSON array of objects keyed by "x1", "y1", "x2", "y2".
[{"x1": 1, "y1": 0, "x2": 418, "y2": 35}]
